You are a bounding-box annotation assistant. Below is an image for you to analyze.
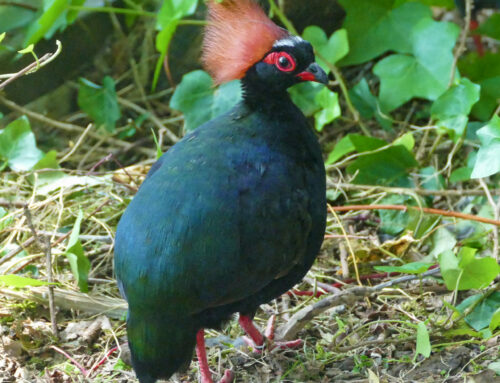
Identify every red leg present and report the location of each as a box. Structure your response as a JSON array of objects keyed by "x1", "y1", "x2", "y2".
[
  {"x1": 196, "y1": 329, "x2": 234, "y2": 383},
  {"x1": 238, "y1": 314, "x2": 303, "y2": 352},
  {"x1": 238, "y1": 315, "x2": 265, "y2": 347},
  {"x1": 470, "y1": 19, "x2": 485, "y2": 56}
]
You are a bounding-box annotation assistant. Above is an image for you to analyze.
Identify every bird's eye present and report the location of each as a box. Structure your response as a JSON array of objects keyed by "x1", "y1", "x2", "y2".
[
  {"x1": 263, "y1": 51, "x2": 297, "y2": 72},
  {"x1": 276, "y1": 52, "x2": 296, "y2": 72}
]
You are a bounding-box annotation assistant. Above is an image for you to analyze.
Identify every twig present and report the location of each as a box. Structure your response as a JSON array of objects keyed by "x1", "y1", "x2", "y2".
[
  {"x1": 0, "y1": 41, "x2": 62, "y2": 89},
  {"x1": 44, "y1": 236, "x2": 58, "y2": 337},
  {"x1": 448, "y1": 0, "x2": 472, "y2": 87},
  {"x1": 479, "y1": 179, "x2": 499, "y2": 260},
  {"x1": 0, "y1": 199, "x2": 27, "y2": 208},
  {"x1": 331, "y1": 204, "x2": 500, "y2": 226},
  {"x1": 329, "y1": 181, "x2": 500, "y2": 197},
  {"x1": 0, "y1": 237, "x2": 36, "y2": 266},
  {"x1": 59, "y1": 124, "x2": 93, "y2": 164},
  {"x1": 118, "y1": 97, "x2": 179, "y2": 143},
  {"x1": 337, "y1": 334, "x2": 418, "y2": 353},
  {"x1": 329, "y1": 205, "x2": 362, "y2": 286},
  {"x1": 276, "y1": 268, "x2": 440, "y2": 340},
  {"x1": 0, "y1": 97, "x2": 155, "y2": 156}
]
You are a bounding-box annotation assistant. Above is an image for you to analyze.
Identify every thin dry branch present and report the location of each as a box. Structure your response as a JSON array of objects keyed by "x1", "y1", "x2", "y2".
[
  {"x1": 276, "y1": 268, "x2": 441, "y2": 341},
  {"x1": 331, "y1": 204, "x2": 500, "y2": 226}
]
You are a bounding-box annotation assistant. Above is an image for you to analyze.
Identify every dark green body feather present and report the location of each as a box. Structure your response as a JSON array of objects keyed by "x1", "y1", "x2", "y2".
[{"x1": 115, "y1": 96, "x2": 326, "y2": 382}]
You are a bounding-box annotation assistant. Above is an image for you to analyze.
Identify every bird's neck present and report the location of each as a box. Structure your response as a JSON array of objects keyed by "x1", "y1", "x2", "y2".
[{"x1": 241, "y1": 79, "x2": 295, "y2": 115}]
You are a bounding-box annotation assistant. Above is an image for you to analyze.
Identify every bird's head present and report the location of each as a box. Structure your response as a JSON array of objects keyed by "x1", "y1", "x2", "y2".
[{"x1": 202, "y1": 0, "x2": 328, "y2": 93}]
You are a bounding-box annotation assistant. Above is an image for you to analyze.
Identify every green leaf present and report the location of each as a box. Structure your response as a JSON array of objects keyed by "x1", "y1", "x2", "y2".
[
  {"x1": 78, "y1": 76, "x2": 121, "y2": 133},
  {"x1": 32, "y1": 150, "x2": 66, "y2": 187},
  {"x1": 153, "y1": 0, "x2": 199, "y2": 90},
  {"x1": 431, "y1": 78, "x2": 480, "y2": 141},
  {"x1": 374, "y1": 19, "x2": 459, "y2": 111},
  {"x1": 471, "y1": 116, "x2": 500, "y2": 178},
  {"x1": 170, "y1": 70, "x2": 242, "y2": 132},
  {"x1": 25, "y1": 0, "x2": 68, "y2": 45},
  {"x1": 374, "y1": 262, "x2": 433, "y2": 275},
  {"x1": 152, "y1": 20, "x2": 179, "y2": 91},
  {"x1": 477, "y1": 13, "x2": 500, "y2": 41},
  {"x1": 326, "y1": 134, "x2": 387, "y2": 165},
  {"x1": 419, "y1": 166, "x2": 445, "y2": 191},
  {"x1": 349, "y1": 79, "x2": 392, "y2": 131},
  {"x1": 0, "y1": 274, "x2": 55, "y2": 288},
  {"x1": 489, "y1": 308, "x2": 500, "y2": 331},
  {"x1": 0, "y1": 116, "x2": 43, "y2": 171},
  {"x1": 429, "y1": 227, "x2": 456, "y2": 258},
  {"x1": 488, "y1": 361, "x2": 500, "y2": 376},
  {"x1": 415, "y1": 322, "x2": 431, "y2": 358},
  {"x1": 347, "y1": 145, "x2": 419, "y2": 185},
  {"x1": 450, "y1": 166, "x2": 472, "y2": 183},
  {"x1": 439, "y1": 248, "x2": 500, "y2": 291},
  {"x1": 0, "y1": 7, "x2": 36, "y2": 33},
  {"x1": 157, "y1": 0, "x2": 198, "y2": 28},
  {"x1": 338, "y1": 0, "x2": 433, "y2": 66},
  {"x1": 289, "y1": 82, "x2": 323, "y2": 117},
  {"x1": 314, "y1": 88, "x2": 340, "y2": 131},
  {"x1": 302, "y1": 26, "x2": 349, "y2": 73},
  {"x1": 457, "y1": 292, "x2": 500, "y2": 331},
  {"x1": 458, "y1": 53, "x2": 500, "y2": 120},
  {"x1": 377, "y1": 194, "x2": 410, "y2": 235},
  {"x1": 394, "y1": 132, "x2": 414, "y2": 151},
  {"x1": 431, "y1": 78, "x2": 480, "y2": 119},
  {"x1": 64, "y1": 210, "x2": 90, "y2": 292}
]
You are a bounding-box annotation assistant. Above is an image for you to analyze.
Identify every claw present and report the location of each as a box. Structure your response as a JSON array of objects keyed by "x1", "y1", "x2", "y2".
[{"x1": 239, "y1": 314, "x2": 303, "y2": 353}]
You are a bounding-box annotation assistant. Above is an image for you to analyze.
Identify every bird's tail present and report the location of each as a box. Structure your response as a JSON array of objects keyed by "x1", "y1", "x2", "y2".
[{"x1": 126, "y1": 311, "x2": 197, "y2": 383}]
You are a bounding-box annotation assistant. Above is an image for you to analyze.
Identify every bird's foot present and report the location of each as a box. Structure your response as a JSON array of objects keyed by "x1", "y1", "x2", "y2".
[
  {"x1": 197, "y1": 329, "x2": 234, "y2": 383},
  {"x1": 239, "y1": 314, "x2": 303, "y2": 354}
]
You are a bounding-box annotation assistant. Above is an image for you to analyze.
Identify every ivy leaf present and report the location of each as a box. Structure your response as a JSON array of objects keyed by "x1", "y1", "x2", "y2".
[
  {"x1": 0, "y1": 116, "x2": 43, "y2": 171},
  {"x1": 439, "y1": 247, "x2": 500, "y2": 291},
  {"x1": 457, "y1": 292, "x2": 500, "y2": 331},
  {"x1": 349, "y1": 78, "x2": 392, "y2": 131},
  {"x1": 347, "y1": 145, "x2": 419, "y2": 185},
  {"x1": 314, "y1": 88, "x2": 340, "y2": 131},
  {"x1": 470, "y1": 116, "x2": 500, "y2": 179},
  {"x1": 374, "y1": 19, "x2": 459, "y2": 111},
  {"x1": 302, "y1": 26, "x2": 349, "y2": 73},
  {"x1": 326, "y1": 134, "x2": 387, "y2": 165},
  {"x1": 477, "y1": 13, "x2": 500, "y2": 41},
  {"x1": 338, "y1": 0, "x2": 432, "y2": 66},
  {"x1": 289, "y1": 82, "x2": 323, "y2": 117},
  {"x1": 419, "y1": 166, "x2": 445, "y2": 191},
  {"x1": 431, "y1": 78, "x2": 480, "y2": 141},
  {"x1": 170, "y1": 70, "x2": 242, "y2": 132},
  {"x1": 78, "y1": 76, "x2": 121, "y2": 133},
  {"x1": 458, "y1": 53, "x2": 500, "y2": 120},
  {"x1": 64, "y1": 210, "x2": 90, "y2": 293}
]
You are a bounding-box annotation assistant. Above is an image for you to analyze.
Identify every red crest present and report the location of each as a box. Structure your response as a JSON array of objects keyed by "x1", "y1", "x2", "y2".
[{"x1": 202, "y1": 0, "x2": 288, "y2": 84}]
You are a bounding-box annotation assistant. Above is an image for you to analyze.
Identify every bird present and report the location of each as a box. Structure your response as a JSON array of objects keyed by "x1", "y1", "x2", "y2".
[
  {"x1": 455, "y1": 0, "x2": 500, "y2": 55},
  {"x1": 114, "y1": 1, "x2": 328, "y2": 382}
]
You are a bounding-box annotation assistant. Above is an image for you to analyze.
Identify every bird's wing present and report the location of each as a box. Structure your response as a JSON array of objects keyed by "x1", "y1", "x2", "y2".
[{"x1": 114, "y1": 123, "x2": 316, "y2": 316}]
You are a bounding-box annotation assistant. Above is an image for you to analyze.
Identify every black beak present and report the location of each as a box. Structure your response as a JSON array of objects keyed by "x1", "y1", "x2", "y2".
[{"x1": 296, "y1": 62, "x2": 328, "y2": 84}]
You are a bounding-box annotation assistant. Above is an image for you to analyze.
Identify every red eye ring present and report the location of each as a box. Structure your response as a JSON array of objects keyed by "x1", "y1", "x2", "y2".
[{"x1": 263, "y1": 51, "x2": 297, "y2": 72}]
